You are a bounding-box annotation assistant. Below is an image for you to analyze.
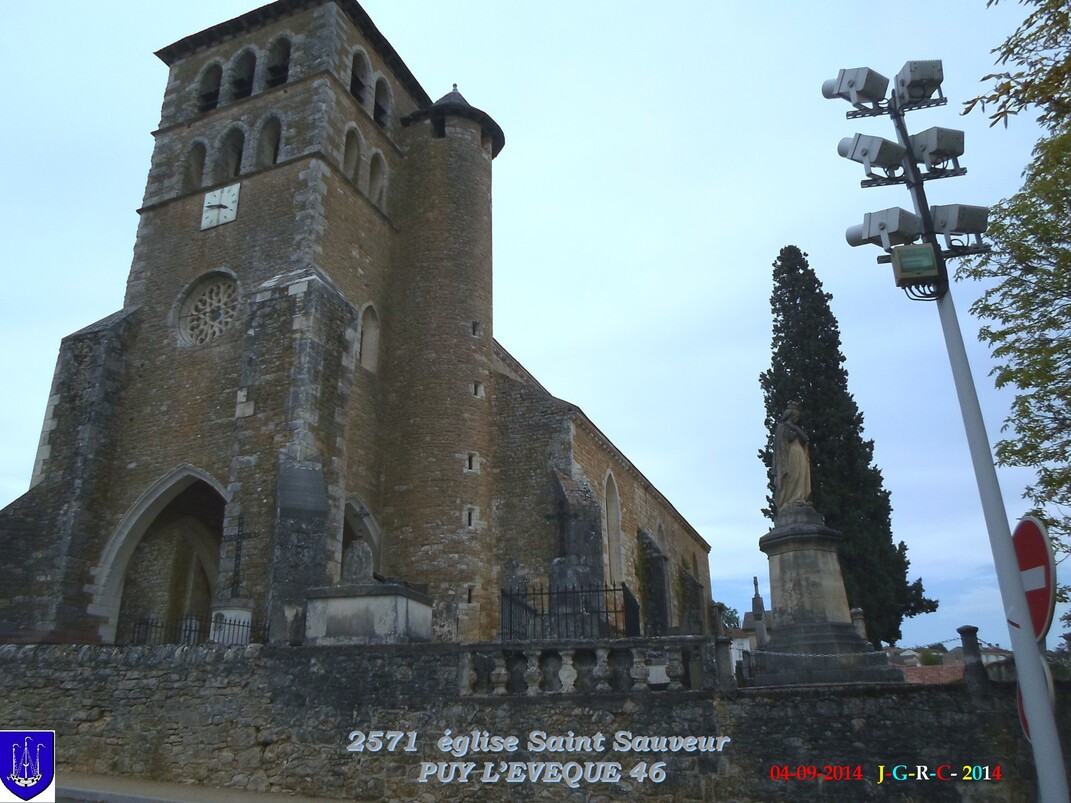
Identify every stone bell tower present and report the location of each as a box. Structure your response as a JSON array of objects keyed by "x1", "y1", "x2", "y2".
[{"x1": 0, "y1": 0, "x2": 505, "y2": 644}]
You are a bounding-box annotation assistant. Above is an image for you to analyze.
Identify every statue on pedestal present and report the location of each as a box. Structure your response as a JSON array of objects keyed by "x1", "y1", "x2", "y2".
[
  {"x1": 773, "y1": 404, "x2": 811, "y2": 512},
  {"x1": 757, "y1": 403, "x2": 902, "y2": 684}
]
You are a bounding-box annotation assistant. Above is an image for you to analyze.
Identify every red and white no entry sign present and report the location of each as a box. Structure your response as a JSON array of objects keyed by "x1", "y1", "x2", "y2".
[{"x1": 1012, "y1": 516, "x2": 1057, "y2": 642}]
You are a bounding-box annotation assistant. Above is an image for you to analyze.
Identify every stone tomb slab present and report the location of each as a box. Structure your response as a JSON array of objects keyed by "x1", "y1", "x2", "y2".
[{"x1": 305, "y1": 583, "x2": 432, "y2": 645}]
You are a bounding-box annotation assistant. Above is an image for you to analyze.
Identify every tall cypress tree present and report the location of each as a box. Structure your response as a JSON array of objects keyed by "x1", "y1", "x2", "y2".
[{"x1": 758, "y1": 245, "x2": 937, "y2": 645}]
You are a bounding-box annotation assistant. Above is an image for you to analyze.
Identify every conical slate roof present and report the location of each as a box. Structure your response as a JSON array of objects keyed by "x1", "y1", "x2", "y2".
[
  {"x1": 433, "y1": 84, "x2": 469, "y2": 107},
  {"x1": 402, "y1": 83, "x2": 506, "y2": 157}
]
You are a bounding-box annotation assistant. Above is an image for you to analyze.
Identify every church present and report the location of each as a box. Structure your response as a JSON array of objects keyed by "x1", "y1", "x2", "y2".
[{"x1": 0, "y1": 0, "x2": 711, "y2": 647}]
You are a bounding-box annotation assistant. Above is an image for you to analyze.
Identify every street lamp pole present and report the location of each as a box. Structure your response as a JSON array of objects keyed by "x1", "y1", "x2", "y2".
[{"x1": 828, "y1": 64, "x2": 1069, "y2": 801}]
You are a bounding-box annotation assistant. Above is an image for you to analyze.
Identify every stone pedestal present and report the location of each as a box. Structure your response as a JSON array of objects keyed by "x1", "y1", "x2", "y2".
[
  {"x1": 304, "y1": 583, "x2": 432, "y2": 645},
  {"x1": 755, "y1": 504, "x2": 901, "y2": 685}
]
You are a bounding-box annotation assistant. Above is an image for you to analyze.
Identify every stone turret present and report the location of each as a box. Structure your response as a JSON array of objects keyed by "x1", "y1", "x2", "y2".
[{"x1": 382, "y1": 85, "x2": 504, "y2": 640}]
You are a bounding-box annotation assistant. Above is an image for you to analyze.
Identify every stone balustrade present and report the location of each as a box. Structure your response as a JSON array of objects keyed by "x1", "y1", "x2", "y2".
[{"x1": 458, "y1": 636, "x2": 724, "y2": 696}]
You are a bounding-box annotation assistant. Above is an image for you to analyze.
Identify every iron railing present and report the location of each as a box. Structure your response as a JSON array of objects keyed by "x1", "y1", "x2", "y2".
[
  {"x1": 122, "y1": 614, "x2": 267, "y2": 647},
  {"x1": 500, "y1": 583, "x2": 640, "y2": 641}
]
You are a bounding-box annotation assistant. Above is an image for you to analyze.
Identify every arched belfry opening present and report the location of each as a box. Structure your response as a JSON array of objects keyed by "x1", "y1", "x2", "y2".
[{"x1": 112, "y1": 479, "x2": 225, "y2": 645}]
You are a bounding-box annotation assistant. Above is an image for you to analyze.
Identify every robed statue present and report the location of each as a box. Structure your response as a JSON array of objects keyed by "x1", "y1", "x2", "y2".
[{"x1": 773, "y1": 404, "x2": 811, "y2": 511}]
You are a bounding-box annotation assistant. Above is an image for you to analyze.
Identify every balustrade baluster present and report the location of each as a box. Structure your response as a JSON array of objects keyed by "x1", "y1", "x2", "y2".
[
  {"x1": 559, "y1": 649, "x2": 577, "y2": 694},
  {"x1": 630, "y1": 646, "x2": 651, "y2": 691},
  {"x1": 491, "y1": 651, "x2": 508, "y2": 696},
  {"x1": 524, "y1": 649, "x2": 541, "y2": 695}
]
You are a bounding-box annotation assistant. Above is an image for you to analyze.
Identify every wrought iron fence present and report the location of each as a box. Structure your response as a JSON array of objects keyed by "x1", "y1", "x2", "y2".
[
  {"x1": 500, "y1": 583, "x2": 640, "y2": 641},
  {"x1": 123, "y1": 614, "x2": 267, "y2": 646}
]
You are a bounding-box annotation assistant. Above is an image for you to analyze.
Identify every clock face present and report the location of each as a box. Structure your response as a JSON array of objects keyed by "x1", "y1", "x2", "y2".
[
  {"x1": 218, "y1": 183, "x2": 240, "y2": 224},
  {"x1": 200, "y1": 183, "x2": 240, "y2": 229},
  {"x1": 201, "y1": 189, "x2": 222, "y2": 229}
]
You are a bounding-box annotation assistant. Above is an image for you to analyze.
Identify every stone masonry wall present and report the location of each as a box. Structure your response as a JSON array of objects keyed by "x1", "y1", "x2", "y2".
[
  {"x1": 0, "y1": 310, "x2": 135, "y2": 641},
  {"x1": 0, "y1": 643, "x2": 1064, "y2": 801},
  {"x1": 491, "y1": 374, "x2": 578, "y2": 591},
  {"x1": 570, "y1": 418, "x2": 711, "y2": 632}
]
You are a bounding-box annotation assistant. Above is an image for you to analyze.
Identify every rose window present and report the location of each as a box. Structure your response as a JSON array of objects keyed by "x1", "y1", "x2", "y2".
[{"x1": 180, "y1": 276, "x2": 239, "y2": 345}]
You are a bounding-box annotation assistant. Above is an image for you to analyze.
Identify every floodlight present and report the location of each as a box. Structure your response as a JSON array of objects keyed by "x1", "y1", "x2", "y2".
[
  {"x1": 822, "y1": 67, "x2": 889, "y2": 108},
  {"x1": 845, "y1": 207, "x2": 922, "y2": 250},
  {"x1": 931, "y1": 204, "x2": 988, "y2": 247},
  {"x1": 838, "y1": 134, "x2": 906, "y2": 177},
  {"x1": 895, "y1": 60, "x2": 943, "y2": 102},
  {"x1": 910, "y1": 126, "x2": 965, "y2": 170}
]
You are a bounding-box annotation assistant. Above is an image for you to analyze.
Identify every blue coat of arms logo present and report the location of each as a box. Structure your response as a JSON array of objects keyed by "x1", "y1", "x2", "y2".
[{"x1": 1, "y1": 731, "x2": 54, "y2": 802}]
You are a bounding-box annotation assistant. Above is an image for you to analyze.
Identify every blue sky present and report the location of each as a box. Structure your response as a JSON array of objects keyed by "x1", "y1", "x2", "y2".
[{"x1": 0, "y1": 0, "x2": 1062, "y2": 650}]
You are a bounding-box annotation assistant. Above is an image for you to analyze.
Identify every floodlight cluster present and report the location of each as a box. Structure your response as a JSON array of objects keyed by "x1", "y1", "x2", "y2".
[{"x1": 822, "y1": 60, "x2": 989, "y2": 298}]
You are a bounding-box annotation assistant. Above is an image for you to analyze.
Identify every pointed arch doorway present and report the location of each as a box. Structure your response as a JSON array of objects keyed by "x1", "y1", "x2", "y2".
[{"x1": 107, "y1": 477, "x2": 226, "y2": 644}]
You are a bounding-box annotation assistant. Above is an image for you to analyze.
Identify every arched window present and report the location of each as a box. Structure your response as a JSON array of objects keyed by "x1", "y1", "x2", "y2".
[
  {"x1": 605, "y1": 473, "x2": 623, "y2": 585},
  {"x1": 349, "y1": 51, "x2": 370, "y2": 104},
  {"x1": 256, "y1": 117, "x2": 282, "y2": 168},
  {"x1": 183, "y1": 142, "x2": 207, "y2": 192},
  {"x1": 198, "y1": 65, "x2": 222, "y2": 112},
  {"x1": 266, "y1": 38, "x2": 291, "y2": 88},
  {"x1": 343, "y1": 129, "x2": 361, "y2": 185},
  {"x1": 373, "y1": 78, "x2": 390, "y2": 127},
  {"x1": 358, "y1": 305, "x2": 380, "y2": 372},
  {"x1": 368, "y1": 152, "x2": 387, "y2": 210},
  {"x1": 231, "y1": 50, "x2": 257, "y2": 100},
  {"x1": 217, "y1": 127, "x2": 245, "y2": 181}
]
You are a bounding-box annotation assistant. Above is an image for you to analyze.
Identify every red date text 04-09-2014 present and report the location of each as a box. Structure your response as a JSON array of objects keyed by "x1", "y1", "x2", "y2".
[{"x1": 769, "y1": 765, "x2": 864, "y2": 782}]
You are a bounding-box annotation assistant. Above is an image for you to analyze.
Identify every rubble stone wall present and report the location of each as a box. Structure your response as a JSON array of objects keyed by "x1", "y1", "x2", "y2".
[{"x1": 0, "y1": 643, "x2": 1064, "y2": 801}]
